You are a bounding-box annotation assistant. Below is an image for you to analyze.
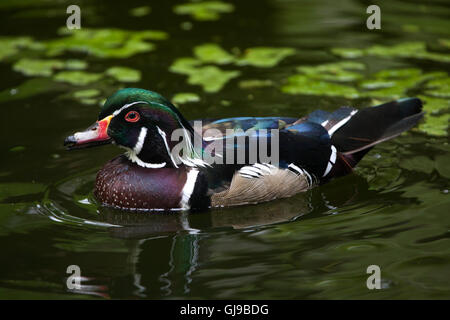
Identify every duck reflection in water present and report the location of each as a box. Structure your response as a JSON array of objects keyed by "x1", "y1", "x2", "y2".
[{"x1": 82, "y1": 175, "x2": 366, "y2": 297}]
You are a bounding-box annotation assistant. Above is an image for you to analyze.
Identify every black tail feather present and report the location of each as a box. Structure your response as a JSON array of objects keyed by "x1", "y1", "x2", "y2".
[{"x1": 331, "y1": 98, "x2": 424, "y2": 156}]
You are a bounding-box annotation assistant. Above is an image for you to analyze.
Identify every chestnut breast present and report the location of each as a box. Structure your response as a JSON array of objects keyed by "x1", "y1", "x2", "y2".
[{"x1": 94, "y1": 155, "x2": 187, "y2": 210}]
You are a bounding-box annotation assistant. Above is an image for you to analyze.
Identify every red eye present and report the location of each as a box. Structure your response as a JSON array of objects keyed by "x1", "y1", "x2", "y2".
[{"x1": 125, "y1": 111, "x2": 140, "y2": 123}]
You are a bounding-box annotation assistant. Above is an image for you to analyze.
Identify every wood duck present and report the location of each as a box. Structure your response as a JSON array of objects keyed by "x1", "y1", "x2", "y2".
[{"x1": 64, "y1": 88, "x2": 423, "y2": 211}]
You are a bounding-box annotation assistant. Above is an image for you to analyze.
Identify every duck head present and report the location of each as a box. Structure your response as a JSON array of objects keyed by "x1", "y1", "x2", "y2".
[{"x1": 64, "y1": 88, "x2": 201, "y2": 168}]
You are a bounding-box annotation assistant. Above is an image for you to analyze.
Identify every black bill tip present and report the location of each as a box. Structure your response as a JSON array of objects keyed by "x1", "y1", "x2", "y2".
[{"x1": 63, "y1": 135, "x2": 112, "y2": 151}]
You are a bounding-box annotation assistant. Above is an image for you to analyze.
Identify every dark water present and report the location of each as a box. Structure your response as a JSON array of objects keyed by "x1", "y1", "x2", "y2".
[{"x1": 0, "y1": 0, "x2": 449, "y2": 299}]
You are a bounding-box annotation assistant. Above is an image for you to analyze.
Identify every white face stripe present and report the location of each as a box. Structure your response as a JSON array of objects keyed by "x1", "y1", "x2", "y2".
[
  {"x1": 128, "y1": 126, "x2": 167, "y2": 168},
  {"x1": 327, "y1": 110, "x2": 358, "y2": 136},
  {"x1": 157, "y1": 126, "x2": 179, "y2": 168},
  {"x1": 112, "y1": 101, "x2": 147, "y2": 117},
  {"x1": 134, "y1": 127, "x2": 148, "y2": 155},
  {"x1": 110, "y1": 101, "x2": 171, "y2": 169},
  {"x1": 180, "y1": 169, "x2": 199, "y2": 210},
  {"x1": 112, "y1": 101, "x2": 208, "y2": 169}
]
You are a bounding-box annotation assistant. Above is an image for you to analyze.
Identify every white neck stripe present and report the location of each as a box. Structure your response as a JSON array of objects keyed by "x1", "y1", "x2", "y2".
[
  {"x1": 124, "y1": 148, "x2": 166, "y2": 168},
  {"x1": 127, "y1": 151, "x2": 166, "y2": 168},
  {"x1": 112, "y1": 101, "x2": 147, "y2": 116}
]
